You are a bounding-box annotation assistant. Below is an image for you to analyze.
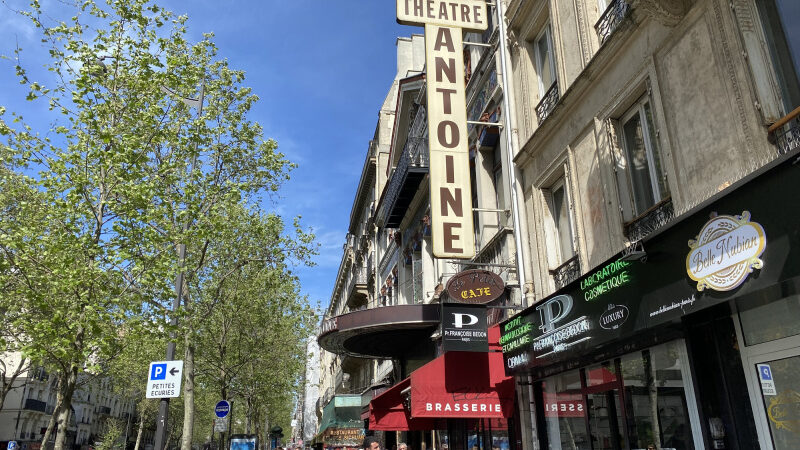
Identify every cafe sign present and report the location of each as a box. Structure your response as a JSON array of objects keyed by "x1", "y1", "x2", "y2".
[
  {"x1": 686, "y1": 211, "x2": 766, "y2": 292},
  {"x1": 445, "y1": 269, "x2": 505, "y2": 304},
  {"x1": 396, "y1": 0, "x2": 488, "y2": 259}
]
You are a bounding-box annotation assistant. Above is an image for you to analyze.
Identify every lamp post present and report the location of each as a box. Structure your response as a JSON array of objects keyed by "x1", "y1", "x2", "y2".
[{"x1": 153, "y1": 81, "x2": 205, "y2": 450}]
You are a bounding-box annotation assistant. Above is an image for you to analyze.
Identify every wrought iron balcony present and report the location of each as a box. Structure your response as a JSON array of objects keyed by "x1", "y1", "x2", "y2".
[
  {"x1": 24, "y1": 398, "x2": 47, "y2": 413},
  {"x1": 623, "y1": 198, "x2": 675, "y2": 243},
  {"x1": 769, "y1": 107, "x2": 800, "y2": 156},
  {"x1": 550, "y1": 255, "x2": 581, "y2": 290},
  {"x1": 595, "y1": 0, "x2": 630, "y2": 44},
  {"x1": 536, "y1": 81, "x2": 560, "y2": 124},
  {"x1": 377, "y1": 106, "x2": 430, "y2": 228},
  {"x1": 345, "y1": 265, "x2": 369, "y2": 309}
]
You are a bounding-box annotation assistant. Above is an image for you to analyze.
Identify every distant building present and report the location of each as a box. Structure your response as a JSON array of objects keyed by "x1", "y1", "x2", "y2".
[{"x1": 0, "y1": 354, "x2": 146, "y2": 450}]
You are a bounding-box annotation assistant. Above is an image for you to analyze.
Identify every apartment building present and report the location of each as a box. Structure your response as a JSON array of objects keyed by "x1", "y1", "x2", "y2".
[
  {"x1": 499, "y1": 0, "x2": 800, "y2": 449},
  {"x1": 0, "y1": 356, "x2": 145, "y2": 450}
]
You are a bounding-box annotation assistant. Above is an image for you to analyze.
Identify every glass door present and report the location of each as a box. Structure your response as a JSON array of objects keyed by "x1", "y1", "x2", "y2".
[{"x1": 537, "y1": 340, "x2": 702, "y2": 450}]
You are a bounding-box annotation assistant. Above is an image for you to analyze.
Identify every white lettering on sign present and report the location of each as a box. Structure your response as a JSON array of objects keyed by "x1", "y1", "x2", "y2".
[
  {"x1": 396, "y1": 0, "x2": 488, "y2": 31},
  {"x1": 425, "y1": 402, "x2": 502, "y2": 413}
]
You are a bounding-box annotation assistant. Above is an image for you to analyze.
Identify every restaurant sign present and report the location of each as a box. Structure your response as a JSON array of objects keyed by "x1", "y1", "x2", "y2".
[
  {"x1": 322, "y1": 428, "x2": 365, "y2": 447},
  {"x1": 445, "y1": 269, "x2": 505, "y2": 304},
  {"x1": 397, "y1": 0, "x2": 488, "y2": 258},
  {"x1": 686, "y1": 211, "x2": 766, "y2": 292}
]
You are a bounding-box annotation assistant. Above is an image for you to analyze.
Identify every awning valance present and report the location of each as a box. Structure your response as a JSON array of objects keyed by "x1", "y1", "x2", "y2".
[
  {"x1": 410, "y1": 351, "x2": 514, "y2": 419},
  {"x1": 369, "y1": 345, "x2": 514, "y2": 429}
]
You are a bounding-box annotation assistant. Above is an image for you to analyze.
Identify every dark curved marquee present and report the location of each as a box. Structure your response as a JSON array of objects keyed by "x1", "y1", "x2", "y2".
[{"x1": 318, "y1": 304, "x2": 440, "y2": 358}]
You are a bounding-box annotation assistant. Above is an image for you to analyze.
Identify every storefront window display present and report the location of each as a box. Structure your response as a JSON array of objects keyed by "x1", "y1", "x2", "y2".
[
  {"x1": 435, "y1": 419, "x2": 511, "y2": 450},
  {"x1": 538, "y1": 341, "x2": 700, "y2": 450}
]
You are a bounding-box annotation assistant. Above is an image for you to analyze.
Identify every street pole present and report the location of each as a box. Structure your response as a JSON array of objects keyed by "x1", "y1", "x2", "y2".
[
  {"x1": 495, "y1": 0, "x2": 530, "y2": 308},
  {"x1": 153, "y1": 81, "x2": 205, "y2": 450}
]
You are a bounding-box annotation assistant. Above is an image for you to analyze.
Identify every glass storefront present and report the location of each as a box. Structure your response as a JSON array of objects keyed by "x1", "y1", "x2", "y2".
[
  {"x1": 737, "y1": 287, "x2": 800, "y2": 450},
  {"x1": 537, "y1": 341, "x2": 699, "y2": 450}
]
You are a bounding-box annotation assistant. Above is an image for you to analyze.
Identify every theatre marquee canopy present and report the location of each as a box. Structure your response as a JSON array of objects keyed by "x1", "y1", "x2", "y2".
[{"x1": 318, "y1": 304, "x2": 440, "y2": 358}]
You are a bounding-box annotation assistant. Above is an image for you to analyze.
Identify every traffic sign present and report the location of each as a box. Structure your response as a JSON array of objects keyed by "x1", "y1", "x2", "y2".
[
  {"x1": 214, "y1": 417, "x2": 228, "y2": 432},
  {"x1": 215, "y1": 400, "x2": 231, "y2": 418},
  {"x1": 8, "y1": 441, "x2": 18, "y2": 450},
  {"x1": 146, "y1": 360, "x2": 183, "y2": 399}
]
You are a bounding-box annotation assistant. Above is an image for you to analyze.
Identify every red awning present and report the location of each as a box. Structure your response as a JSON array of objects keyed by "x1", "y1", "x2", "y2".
[
  {"x1": 368, "y1": 378, "x2": 438, "y2": 431},
  {"x1": 369, "y1": 344, "x2": 515, "y2": 429},
  {"x1": 410, "y1": 351, "x2": 514, "y2": 419}
]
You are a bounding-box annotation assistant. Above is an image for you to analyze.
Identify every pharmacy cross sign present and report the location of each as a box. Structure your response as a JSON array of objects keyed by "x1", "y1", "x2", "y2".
[{"x1": 396, "y1": 0, "x2": 488, "y2": 259}]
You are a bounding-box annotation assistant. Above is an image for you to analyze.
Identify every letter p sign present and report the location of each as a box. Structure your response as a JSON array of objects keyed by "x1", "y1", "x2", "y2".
[
  {"x1": 453, "y1": 312, "x2": 478, "y2": 328},
  {"x1": 151, "y1": 363, "x2": 167, "y2": 380}
]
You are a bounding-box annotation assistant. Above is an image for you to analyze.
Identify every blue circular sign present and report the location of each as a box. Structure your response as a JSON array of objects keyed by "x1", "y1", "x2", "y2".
[{"x1": 215, "y1": 400, "x2": 230, "y2": 418}]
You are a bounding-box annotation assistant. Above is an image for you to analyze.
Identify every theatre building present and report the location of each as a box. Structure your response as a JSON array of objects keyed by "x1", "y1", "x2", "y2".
[{"x1": 500, "y1": 0, "x2": 800, "y2": 448}]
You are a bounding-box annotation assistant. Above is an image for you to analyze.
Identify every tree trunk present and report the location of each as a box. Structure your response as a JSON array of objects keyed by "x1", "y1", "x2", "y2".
[
  {"x1": 245, "y1": 397, "x2": 252, "y2": 434},
  {"x1": 134, "y1": 413, "x2": 146, "y2": 450},
  {"x1": 41, "y1": 376, "x2": 64, "y2": 449},
  {"x1": 181, "y1": 332, "x2": 196, "y2": 450},
  {"x1": 54, "y1": 364, "x2": 79, "y2": 450}
]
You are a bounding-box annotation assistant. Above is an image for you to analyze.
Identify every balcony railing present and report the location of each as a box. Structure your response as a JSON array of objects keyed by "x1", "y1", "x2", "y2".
[
  {"x1": 623, "y1": 198, "x2": 675, "y2": 243},
  {"x1": 346, "y1": 265, "x2": 369, "y2": 309},
  {"x1": 24, "y1": 398, "x2": 47, "y2": 413},
  {"x1": 595, "y1": 0, "x2": 630, "y2": 44},
  {"x1": 550, "y1": 255, "x2": 581, "y2": 290},
  {"x1": 536, "y1": 81, "x2": 560, "y2": 124},
  {"x1": 377, "y1": 105, "x2": 430, "y2": 227},
  {"x1": 769, "y1": 107, "x2": 800, "y2": 156}
]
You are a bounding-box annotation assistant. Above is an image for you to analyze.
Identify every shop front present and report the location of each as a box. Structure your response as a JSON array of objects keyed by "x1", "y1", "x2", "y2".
[
  {"x1": 502, "y1": 154, "x2": 800, "y2": 450},
  {"x1": 369, "y1": 329, "x2": 519, "y2": 450},
  {"x1": 317, "y1": 395, "x2": 365, "y2": 450}
]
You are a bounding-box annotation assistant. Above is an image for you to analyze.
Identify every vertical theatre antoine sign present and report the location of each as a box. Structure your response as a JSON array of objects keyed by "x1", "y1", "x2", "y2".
[{"x1": 397, "y1": 0, "x2": 488, "y2": 258}]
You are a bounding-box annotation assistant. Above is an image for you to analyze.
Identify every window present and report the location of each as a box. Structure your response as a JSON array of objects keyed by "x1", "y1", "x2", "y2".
[
  {"x1": 614, "y1": 95, "x2": 669, "y2": 220},
  {"x1": 546, "y1": 178, "x2": 575, "y2": 264},
  {"x1": 492, "y1": 145, "x2": 506, "y2": 226},
  {"x1": 755, "y1": 0, "x2": 800, "y2": 113},
  {"x1": 534, "y1": 25, "x2": 556, "y2": 97}
]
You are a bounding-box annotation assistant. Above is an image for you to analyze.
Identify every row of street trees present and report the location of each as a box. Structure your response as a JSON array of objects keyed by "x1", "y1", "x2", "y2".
[{"x1": 0, "y1": 1, "x2": 317, "y2": 449}]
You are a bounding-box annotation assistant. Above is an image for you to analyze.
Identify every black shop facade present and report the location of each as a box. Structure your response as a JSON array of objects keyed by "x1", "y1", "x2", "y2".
[{"x1": 500, "y1": 154, "x2": 800, "y2": 450}]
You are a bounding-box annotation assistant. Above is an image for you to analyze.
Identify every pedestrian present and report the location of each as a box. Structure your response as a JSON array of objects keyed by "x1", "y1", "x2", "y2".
[
  {"x1": 398, "y1": 443, "x2": 407, "y2": 450},
  {"x1": 369, "y1": 441, "x2": 381, "y2": 450}
]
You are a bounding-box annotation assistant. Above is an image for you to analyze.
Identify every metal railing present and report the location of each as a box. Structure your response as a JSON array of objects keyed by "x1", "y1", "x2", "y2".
[
  {"x1": 378, "y1": 107, "x2": 429, "y2": 227},
  {"x1": 550, "y1": 255, "x2": 581, "y2": 290},
  {"x1": 595, "y1": 0, "x2": 630, "y2": 44},
  {"x1": 769, "y1": 106, "x2": 800, "y2": 155},
  {"x1": 624, "y1": 198, "x2": 675, "y2": 243},
  {"x1": 536, "y1": 81, "x2": 560, "y2": 124}
]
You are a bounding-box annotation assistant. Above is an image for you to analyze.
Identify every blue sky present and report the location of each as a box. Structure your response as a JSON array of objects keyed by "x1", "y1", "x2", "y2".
[{"x1": 0, "y1": 1, "x2": 415, "y2": 312}]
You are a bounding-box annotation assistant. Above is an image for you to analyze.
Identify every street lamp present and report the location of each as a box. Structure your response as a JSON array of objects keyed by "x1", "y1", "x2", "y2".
[{"x1": 153, "y1": 80, "x2": 205, "y2": 450}]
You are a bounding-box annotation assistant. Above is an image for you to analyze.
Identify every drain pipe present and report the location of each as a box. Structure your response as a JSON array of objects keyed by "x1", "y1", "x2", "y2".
[{"x1": 495, "y1": 0, "x2": 532, "y2": 309}]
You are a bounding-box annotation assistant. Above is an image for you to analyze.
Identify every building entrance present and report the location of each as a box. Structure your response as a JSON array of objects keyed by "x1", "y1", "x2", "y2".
[{"x1": 536, "y1": 340, "x2": 703, "y2": 450}]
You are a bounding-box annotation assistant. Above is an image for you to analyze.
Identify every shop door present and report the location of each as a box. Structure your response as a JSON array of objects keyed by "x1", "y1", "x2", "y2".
[
  {"x1": 735, "y1": 289, "x2": 800, "y2": 450},
  {"x1": 538, "y1": 340, "x2": 703, "y2": 450}
]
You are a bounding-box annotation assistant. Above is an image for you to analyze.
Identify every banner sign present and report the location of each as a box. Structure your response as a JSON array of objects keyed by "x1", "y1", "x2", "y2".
[
  {"x1": 397, "y1": 0, "x2": 488, "y2": 259},
  {"x1": 442, "y1": 303, "x2": 488, "y2": 352}
]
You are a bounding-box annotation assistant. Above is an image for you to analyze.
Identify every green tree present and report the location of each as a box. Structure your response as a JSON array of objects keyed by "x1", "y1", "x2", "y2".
[{"x1": 0, "y1": 1, "x2": 314, "y2": 450}]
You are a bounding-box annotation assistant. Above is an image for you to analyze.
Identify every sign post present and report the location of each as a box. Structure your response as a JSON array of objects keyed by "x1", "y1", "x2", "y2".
[
  {"x1": 146, "y1": 360, "x2": 183, "y2": 399},
  {"x1": 396, "y1": 0, "x2": 488, "y2": 259}
]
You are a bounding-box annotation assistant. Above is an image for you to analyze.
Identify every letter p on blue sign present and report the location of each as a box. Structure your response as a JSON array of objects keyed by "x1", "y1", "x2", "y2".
[{"x1": 151, "y1": 363, "x2": 167, "y2": 380}]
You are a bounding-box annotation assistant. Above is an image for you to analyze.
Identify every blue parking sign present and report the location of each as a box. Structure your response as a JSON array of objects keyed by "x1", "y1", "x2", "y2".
[
  {"x1": 150, "y1": 363, "x2": 167, "y2": 380},
  {"x1": 8, "y1": 441, "x2": 18, "y2": 450},
  {"x1": 759, "y1": 364, "x2": 773, "y2": 381}
]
